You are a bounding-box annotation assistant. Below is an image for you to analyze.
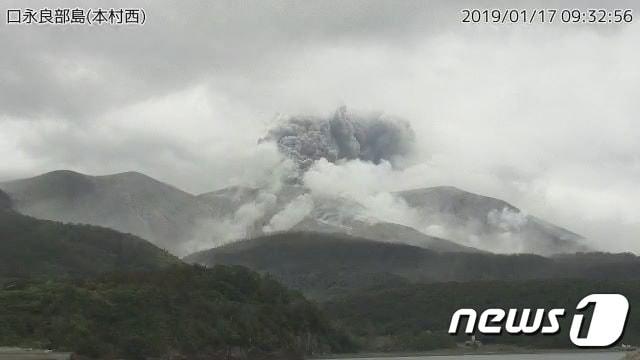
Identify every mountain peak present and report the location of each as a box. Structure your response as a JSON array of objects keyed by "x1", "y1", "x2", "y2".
[
  {"x1": 28, "y1": 169, "x2": 91, "y2": 182},
  {"x1": 106, "y1": 171, "x2": 155, "y2": 180},
  {"x1": 395, "y1": 185, "x2": 586, "y2": 255},
  {"x1": 0, "y1": 169, "x2": 202, "y2": 255},
  {"x1": 3, "y1": 170, "x2": 187, "y2": 196},
  {"x1": 398, "y1": 185, "x2": 518, "y2": 212},
  {"x1": 16, "y1": 170, "x2": 161, "y2": 182}
]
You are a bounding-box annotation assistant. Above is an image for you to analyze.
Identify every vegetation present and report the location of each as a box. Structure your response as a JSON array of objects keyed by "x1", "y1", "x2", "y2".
[
  {"x1": 0, "y1": 190, "x2": 11, "y2": 210},
  {"x1": 0, "y1": 265, "x2": 354, "y2": 359},
  {"x1": 0, "y1": 205, "x2": 353, "y2": 358},
  {"x1": 0, "y1": 209, "x2": 179, "y2": 284},
  {"x1": 323, "y1": 279, "x2": 640, "y2": 352},
  {"x1": 185, "y1": 231, "x2": 640, "y2": 299},
  {"x1": 2, "y1": 203, "x2": 639, "y2": 357}
]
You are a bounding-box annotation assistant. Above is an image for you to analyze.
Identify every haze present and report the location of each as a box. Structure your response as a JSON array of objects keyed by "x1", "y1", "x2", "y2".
[{"x1": 0, "y1": 0, "x2": 638, "y2": 252}]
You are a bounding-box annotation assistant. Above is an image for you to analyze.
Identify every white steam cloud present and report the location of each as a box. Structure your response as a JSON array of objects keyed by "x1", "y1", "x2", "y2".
[{"x1": 263, "y1": 194, "x2": 314, "y2": 233}]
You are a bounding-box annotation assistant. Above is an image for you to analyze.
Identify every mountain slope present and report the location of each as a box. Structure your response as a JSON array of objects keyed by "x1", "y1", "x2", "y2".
[
  {"x1": 2, "y1": 171, "x2": 589, "y2": 256},
  {"x1": 396, "y1": 186, "x2": 588, "y2": 255},
  {"x1": 0, "y1": 189, "x2": 11, "y2": 210},
  {"x1": 184, "y1": 231, "x2": 640, "y2": 298},
  {"x1": 198, "y1": 186, "x2": 262, "y2": 217},
  {"x1": 201, "y1": 184, "x2": 587, "y2": 255},
  {"x1": 199, "y1": 184, "x2": 479, "y2": 253},
  {"x1": 0, "y1": 265, "x2": 354, "y2": 359},
  {"x1": 291, "y1": 217, "x2": 479, "y2": 253},
  {"x1": 1, "y1": 170, "x2": 218, "y2": 256},
  {"x1": 2, "y1": 171, "x2": 479, "y2": 255},
  {"x1": 0, "y1": 208, "x2": 179, "y2": 283}
]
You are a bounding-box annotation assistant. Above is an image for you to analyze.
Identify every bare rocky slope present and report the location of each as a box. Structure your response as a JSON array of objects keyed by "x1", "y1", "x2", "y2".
[
  {"x1": 396, "y1": 186, "x2": 588, "y2": 255},
  {"x1": 2, "y1": 170, "x2": 589, "y2": 256}
]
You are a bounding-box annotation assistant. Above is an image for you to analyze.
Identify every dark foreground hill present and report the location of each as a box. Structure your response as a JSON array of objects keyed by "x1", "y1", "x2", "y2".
[
  {"x1": 0, "y1": 265, "x2": 353, "y2": 359},
  {"x1": 323, "y1": 279, "x2": 640, "y2": 352},
  {"x1": 0, "y1": 207, "x2": 179, "y2": 283},
  {"x1": 185, "y1": 232, "x2": 640, "y2": 298},
  {"x1": 0, "y1": 189, "x2": 11, "y2": 210}
]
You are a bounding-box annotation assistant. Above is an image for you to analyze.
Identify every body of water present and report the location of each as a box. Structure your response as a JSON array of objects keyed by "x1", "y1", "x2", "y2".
[{"x1": 339, "y1": 352, "x2": 624, "y2": 360}]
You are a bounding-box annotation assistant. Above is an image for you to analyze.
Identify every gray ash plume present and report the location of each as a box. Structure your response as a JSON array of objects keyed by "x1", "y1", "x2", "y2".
[{"x1": 261, "y1": 106, "x2": 415, "y2": 171}]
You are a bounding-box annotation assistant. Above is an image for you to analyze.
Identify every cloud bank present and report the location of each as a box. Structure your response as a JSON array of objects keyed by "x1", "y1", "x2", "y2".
[{"x1": 1, "y1": 0, "x2": 639, "y2": 253}]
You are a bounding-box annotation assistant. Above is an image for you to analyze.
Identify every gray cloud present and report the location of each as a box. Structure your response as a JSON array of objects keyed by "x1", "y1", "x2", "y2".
[
  {"x1": 1, "y1": 0, "x2": 639, "y2": 252},
  {"x1": 261, "y1": 106, "x2": 414, "y2": 172},
  {"x1": 0, "y1": 0, "x2": 447, "y2": 120},
  {"x1": 4, "y1": 0, "x2": 631, "y2": 120}
]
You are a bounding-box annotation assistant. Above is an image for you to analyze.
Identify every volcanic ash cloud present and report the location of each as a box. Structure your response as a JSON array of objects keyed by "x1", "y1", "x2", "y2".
[{"x1": 261, "y1": 106, "x2": 415, "y2": 172}]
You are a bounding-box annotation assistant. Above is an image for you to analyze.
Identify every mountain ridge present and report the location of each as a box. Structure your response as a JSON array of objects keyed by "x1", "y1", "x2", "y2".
[
  {"x1": 395, "y1": 186, "x2": 587, "y2": 255},
  {"x1": 1, "y1": 170, "x2": 216, "y2": 256},
  {"x1": 2, "y1": 170, "x2": 590, "y2": 256},
  {"x1": 184, "y1": 231, "x2": 637, "y2": 299},
  {"x1": 0, "y1": 207, "x2": 180, "y2": 283}
]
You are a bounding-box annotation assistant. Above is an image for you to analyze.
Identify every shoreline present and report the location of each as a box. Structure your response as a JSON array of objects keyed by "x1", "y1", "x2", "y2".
[{"x1": 313, "y1": 346, "x2": 632, "y2": 359}]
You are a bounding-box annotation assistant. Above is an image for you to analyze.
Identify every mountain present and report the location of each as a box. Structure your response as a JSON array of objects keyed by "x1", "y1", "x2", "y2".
[
  {"x1": 396, "y1": 186, "x2": 588, "y2": 255},
  {"x1": 0, "y1": 265, "x2": 354, "y2": 359},
  {"x1": 1, "y1": 170, "x2": 219, "y2": 256},
  {"x1": 292, "y1": 217, "x2": 479, "y2": 253},
  {"x1": 2, "y1": 170, "x2": 588, "y2": 256},
  {"x1": 0, "y1": 207, "x2": 179, "y2": 283},
  {"x1": 198, "y1": 184, "x2": 479, "y2": 253},
  {"x1": 198, "y1": 185, "x2": 263, "y2": 217},
  {"x1": 2, "y1": 171, "x2": 478, "y2": 255},
  {"x1": 201, "y1": 184, "x2": 587, "y2": 255},
  {"x1": 184, "y1": 231, "x2": 640, "y2": 299}
]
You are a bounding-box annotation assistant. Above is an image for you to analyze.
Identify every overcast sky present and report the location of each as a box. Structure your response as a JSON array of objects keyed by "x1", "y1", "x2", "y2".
[{"x1": 1, "y1": 0, "x2": 639, "y2": 252}]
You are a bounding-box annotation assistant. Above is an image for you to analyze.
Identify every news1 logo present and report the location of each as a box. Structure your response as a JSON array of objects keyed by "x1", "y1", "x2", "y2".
[{"x1": 449, "y1": 294, "x2": 629, "y2": 347}]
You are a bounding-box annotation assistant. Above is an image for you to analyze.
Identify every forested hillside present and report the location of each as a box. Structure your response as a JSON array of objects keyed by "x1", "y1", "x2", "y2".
[
  {"x1": 0, "y1": 265, "x2": 354, "y2": 359},
  {"x1": 324, "y1": 279, "x2": 640, "y2": 352},
  {"x1": 0, "y1": 209, "x2": 179, "y2": 283},
  {"x1": 0, "y1": 189, "x2": 11, "y2": 210},
  {"x1": 185, "y1": 231, "x2": 640, "y2": 298}
]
